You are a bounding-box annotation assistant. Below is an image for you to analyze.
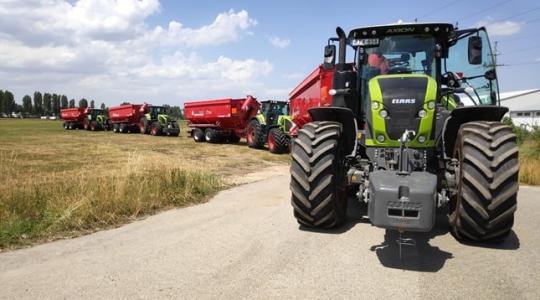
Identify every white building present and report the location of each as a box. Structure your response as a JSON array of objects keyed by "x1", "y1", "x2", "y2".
[{"x1": 499, "y1": 89, "x2": 540, "y2": 128}]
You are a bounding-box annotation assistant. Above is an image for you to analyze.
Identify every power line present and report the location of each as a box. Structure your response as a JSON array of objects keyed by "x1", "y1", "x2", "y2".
[
  {"x1": 460, "y1": 0, "x2": 514, "y2": 21},
  {"x1": 492, "y1": 5, "x2": 540, "y2": 23},
  {"x1": 417, "y1": 0, "x2": 464, "y2": 20},
  {"x1": 500, "y1": 61, "x2": 540, "y2": 66}
]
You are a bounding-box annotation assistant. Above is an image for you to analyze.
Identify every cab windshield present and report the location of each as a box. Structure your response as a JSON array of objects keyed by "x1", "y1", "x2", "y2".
[
  {"x1": 361, "y1": 34, "x2": 436, "y2": 81},
  {"x1": 150, "y1": 106, "x2": 167, "y2": 115},
  {"x1": 90, "y1": 109, "x2": 104, "y2": 116}
]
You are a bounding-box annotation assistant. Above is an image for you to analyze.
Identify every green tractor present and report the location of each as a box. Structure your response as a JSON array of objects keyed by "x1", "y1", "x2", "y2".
[
  {"x1": 290, "y1": 23, "x2": 519, "y2": 245},
  {"x1": 83, "y1": 108, "x2": 110, "y2": 131},
  {"x1": 139, "y1": 104, "x2": 180, "y2": 137},
  {"x1": 247, "y1": 100, "x2": 293, "y2": 154}
]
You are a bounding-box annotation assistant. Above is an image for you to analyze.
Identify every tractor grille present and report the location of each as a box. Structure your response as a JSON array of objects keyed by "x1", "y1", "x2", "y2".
[{"x1": 378, "y1": 77, "x2": 427, "y2": 140}]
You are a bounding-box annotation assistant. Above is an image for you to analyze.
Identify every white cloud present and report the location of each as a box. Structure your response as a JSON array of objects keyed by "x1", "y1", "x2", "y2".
[
  {"x1": 476, "y1": 20, "x2": 523, "y2": 37},
  {"x1": 268, "y1": 36, "x2": 290, "y2": 49},
  {"x1": 0, "y1": 1, "x2": 269, "y2": 104},
  {"x1": 283, "y1": 72, "x2": 303, "y2": 80}
]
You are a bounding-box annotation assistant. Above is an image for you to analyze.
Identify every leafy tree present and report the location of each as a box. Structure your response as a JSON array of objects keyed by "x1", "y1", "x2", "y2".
[
  {"x1": 52, "y1": 94, "x2": 60, "y2": 115},
  {"x1": 3, "y1": 90, "x2": 15, "y2": 114},
  {"x1": 90, "y1": 99, "x2": 95, "y2": 108},
  {"x1": 0, "y1": 90, "x2": 4, "y2": 113},
  {"x1": 43, "y1": 93, "x2": 52, "y2": 115},
  {"x1": 69, "y1": 99, "x2": 76, "y2": 108},
  {"x1": 168, "y1": 106, "x2": 184, "y2": 119},
  {"x1": 33, "y1": 91, "x2": 43, "y2": 115},
  {"x1": 60, "y1": 95, "x2": 68, "y2": 108},
  {"x1": 79, "y1": 98, "x2": 88, "y2": 108},
  {"x1": 100, "y1": 102, "x2": 106, "y2": 110},
  {"x1": 22, "y1": 95, "x2": 33, "y2": 115}
]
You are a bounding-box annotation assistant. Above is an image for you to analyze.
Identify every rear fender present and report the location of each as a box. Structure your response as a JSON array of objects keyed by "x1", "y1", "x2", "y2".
[
  {"x1": 308, "y1": 107, "x2": 357, "y2": 156},
  {"x1": 442, "y1": 105, "x2": 509, "y2": 157}
]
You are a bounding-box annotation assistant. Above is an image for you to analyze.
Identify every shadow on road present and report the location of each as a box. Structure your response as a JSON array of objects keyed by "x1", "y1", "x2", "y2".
[{"x1": 458, "y1": 230, "x2": 520, "y2": 250}]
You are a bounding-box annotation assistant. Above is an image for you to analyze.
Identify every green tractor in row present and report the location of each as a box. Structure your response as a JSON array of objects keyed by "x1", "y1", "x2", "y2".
[
  {"x1": 290, "y1": 23, "x2": 519, "y2": 245},
  {"x1": 83, "y1": 108, "x2": 110, "y2": 131},
  {"x1": 247, "y1": 100, "x2": 293, "y2": 154},
  {"x1": 139, "y1": 105, "x2": 180, "y2": 137}
]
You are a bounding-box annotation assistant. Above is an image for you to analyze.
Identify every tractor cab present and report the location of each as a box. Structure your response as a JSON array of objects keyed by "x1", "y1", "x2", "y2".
[
  {"x1": 260, "y1": 100, "x2": 289, "y2": 126},
  {"x1": 148, "y1": 105, "x2": 168, "y2": 119}
]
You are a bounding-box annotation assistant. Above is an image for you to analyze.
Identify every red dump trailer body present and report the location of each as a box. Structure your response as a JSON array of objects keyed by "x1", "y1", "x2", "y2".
[
  {"x1": 108, "y1": 103, "x2": 147, "y2": 133},
  {"x1": 61, "y1": 107, "x2": 88, "y2": 130},
  {"x1": 289, "y1": 65, "x2": 334, "y2": 135},
  {"x1": 184, "y1": 95, "x2": 260, "y2": 143}
]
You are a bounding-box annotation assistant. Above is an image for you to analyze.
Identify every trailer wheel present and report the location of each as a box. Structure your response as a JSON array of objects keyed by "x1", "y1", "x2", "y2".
[
  {"x1": 193, "y1": 128, "x2": 205, "y2": 142},
  {"x1": 228, "y1": 133, "x2": 241, "y2": 143},
  {"x1": 205, "y1": 128, "x2": 221, "y2": 143},
  {"x1": 449, "y1": 121, "x2": 519, "y2": 242},
  {"x1": 247, "y1": 119, "x2": 265, "y2": 149},
  {"x1": 63, "y1": 122, "x2": 68, "y2": 130},
  {"x1": 290, "y1": 121, "x2": 347, "y2": 228},
  {"x1": 139, "y1": 117, "x2": 149, "y2": 134},
  {"x1": 119, "y1": 123, "x2": 127, "y2": 133},
  {"x1": 268, "y1": 128, "x2": 290, "y2": 154},
  {"x1": 112, "y1": 123, "x2": 118, "y2": 133},
  {"x1": 67, "y1": 122, "x2": 73, "y2": 130},
  {"x1": 90, "y1": 121, "x2": 98, "y2": 131},
  {"x1": 151, "y1": 122, "x2": 162, "y2": 136}
]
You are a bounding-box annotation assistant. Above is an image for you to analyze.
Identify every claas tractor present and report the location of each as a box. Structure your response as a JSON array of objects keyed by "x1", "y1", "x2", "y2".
[
  {"x1": 83, "y1": 108, "x2": 110, "y2": 131},
  {"x1": 139, "y1": 104, "x2": 180, "y2": 136},
  {"x1": 247, "y1": 100, "x2": 293, "y2": 154},
  {"x1": 290, "y1": 23, "x2": 519, "y2": 245}
]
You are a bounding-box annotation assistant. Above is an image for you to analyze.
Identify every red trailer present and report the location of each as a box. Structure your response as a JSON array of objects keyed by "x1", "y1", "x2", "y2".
[
  {"x1": 184, "y1": 95, "x2": 260, "y2": 143},
  {"x1": 61, "y1": 107, "x2": 87, "y2": 130},
  {"x1": 288, "y1": 65, "x2": 334, "y2": 135},
  {"x1": 108, "y1": 103, "x2": 147, "y2": 133}
]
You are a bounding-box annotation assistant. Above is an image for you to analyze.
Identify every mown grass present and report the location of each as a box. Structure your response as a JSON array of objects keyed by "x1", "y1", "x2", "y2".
[{"x1": 0, "y1": 119, "x2": 289, "y2": 249}]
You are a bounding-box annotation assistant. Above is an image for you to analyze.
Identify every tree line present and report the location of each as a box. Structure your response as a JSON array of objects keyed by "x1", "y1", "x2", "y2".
[
  {"x1": 0, "y1": 89, "x2": 103, "y2": 117},
  {"x1": 0, "y1": 89, "x2": 184, "y2": 119}
]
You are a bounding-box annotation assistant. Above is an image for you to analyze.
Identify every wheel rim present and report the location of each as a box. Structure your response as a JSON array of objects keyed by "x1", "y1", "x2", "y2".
[
  {"x1": 139, "y1": 122, "x2": 145, "y2": 133},
  {"x1": 152, "y1": 127, "x2": 157, "y2": 135},
  {"x1": 268, "y1": 133, "x2": 275, "y2": 151},
  {"x1": 205, "y1": 131, "x2": 211, "y2": 141}
]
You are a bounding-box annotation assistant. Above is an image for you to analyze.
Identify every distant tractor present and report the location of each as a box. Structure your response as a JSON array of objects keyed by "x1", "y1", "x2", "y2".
[
  {"x1": 290, "y1": 23, "x2": 519, "y2": 245},
  {"x1": 246, "y1": 100, "x2": 293, "y2": 154},
  {"x1": 61, "y1": 107, "x2": 108, "y2": 130},
  {"x1": 139, "y1": 105, "x2": 180, "y2": 137},
  {"x1": 109, "y1": 103, "x2": 180, "y2": 136},
  {"x1": 184, "y1": 95, "x2": 261, "y2": 143}
]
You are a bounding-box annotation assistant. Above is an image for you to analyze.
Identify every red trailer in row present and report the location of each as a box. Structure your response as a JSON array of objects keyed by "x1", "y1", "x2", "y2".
[
  {"x1": 108, "y1": 103, "x2": 180, "y2": 136},
  {"x1": 184, "y1": 95, "x2": 260, "y2": 143},
  {"x1": 60, "y1": 107, "x2": 109, "y2": 131},
  {"x1": 289, "y1": 65, "x2": 334, "y2": 135}
]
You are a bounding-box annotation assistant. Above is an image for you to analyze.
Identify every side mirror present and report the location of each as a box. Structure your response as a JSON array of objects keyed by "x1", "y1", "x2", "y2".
[
  {"x1": 468, "y1": 36, "x2": 482, "y2": 65},
  {"x1": 323, "y1": 44, "x2": 336, "y2": 69}
]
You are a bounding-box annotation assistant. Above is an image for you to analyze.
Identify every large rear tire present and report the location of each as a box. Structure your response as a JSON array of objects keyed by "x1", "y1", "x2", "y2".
[
  {"x1": 139, "y1": 117, "x2": 149, "y2": 134},
  {"x1": 290, "y1": 121, "x2": 348, "y2": 228},
  {"x1": 247, "y1": 119, "x2": 265, "y2": 149},
  {"x1": 449, "y1": 121, "x2": 519, "y2": 242},
  {"x1": 268, "y1": 127, "x2": 290, "y2": 154}
]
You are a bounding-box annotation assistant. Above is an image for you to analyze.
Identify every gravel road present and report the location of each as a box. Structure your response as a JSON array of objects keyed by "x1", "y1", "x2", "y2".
[{"x1": 1, "y1": 171, "x2": 539, "y2": 299}]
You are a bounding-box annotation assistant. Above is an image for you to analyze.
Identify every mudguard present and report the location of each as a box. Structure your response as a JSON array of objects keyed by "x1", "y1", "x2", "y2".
[{"x1": 308, "y1": 107, "x2": 357, "y2": 156}]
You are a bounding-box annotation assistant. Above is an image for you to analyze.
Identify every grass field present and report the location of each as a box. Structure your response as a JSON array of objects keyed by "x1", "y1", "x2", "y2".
[{"x1": 0, "y1": 119, "x2": 289, "y2": 249}]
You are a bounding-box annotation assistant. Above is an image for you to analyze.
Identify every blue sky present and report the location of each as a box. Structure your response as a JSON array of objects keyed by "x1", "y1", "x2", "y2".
[{"x1": 0, "y1": 0, "x2": 539, "y2": 106}]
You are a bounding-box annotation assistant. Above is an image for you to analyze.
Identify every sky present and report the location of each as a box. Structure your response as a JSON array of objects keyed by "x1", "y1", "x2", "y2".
[{"x1": 0, "y1": 0, "x2": 539, "y2": 106}]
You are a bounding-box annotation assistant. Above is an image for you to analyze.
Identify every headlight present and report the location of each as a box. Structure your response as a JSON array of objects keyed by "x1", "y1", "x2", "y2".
[
  {"x1": 418, "y1": 110, "x2": 426, "y2": 118},
  {"x1": 427, "y1": 101, "x2": 435, "y2": 109},
  {"x1": 379, "y1": 109, "x2": 388, "y2": 118},
  {"x1": 418, "y1": 135, "x2": 426, "y2": 143},
  {"x1": 377, "y1": 135, "x2": 385, "y2": 142},
  {"x1": 371, "y1": 102, "x2": 380, "y2": 110}
]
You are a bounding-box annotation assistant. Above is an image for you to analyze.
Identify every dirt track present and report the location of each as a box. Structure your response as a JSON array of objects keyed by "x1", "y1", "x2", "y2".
[{"x1": 1, "y1": 169, "x2": 539, "y2": 299}]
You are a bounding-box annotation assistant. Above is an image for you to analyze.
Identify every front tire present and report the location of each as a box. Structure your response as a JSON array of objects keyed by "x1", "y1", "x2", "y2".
[
  {"x1": 449, "y1": 121, "x2": 519, "y2": 242},
  {"x1": 268, "y1": 128, "x2": 289, "y2": 154},
  {"x1": 151, "y1": 122, "x2": 162, "y2": 136},
  {"x1": 290, "y1": 121, "x2": 348, "y2": 228}
]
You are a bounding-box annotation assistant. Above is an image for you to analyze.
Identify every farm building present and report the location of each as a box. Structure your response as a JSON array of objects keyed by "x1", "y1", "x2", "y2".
[{"x1": 500, "y1": 89, "x2": 540, "y2": 128}]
